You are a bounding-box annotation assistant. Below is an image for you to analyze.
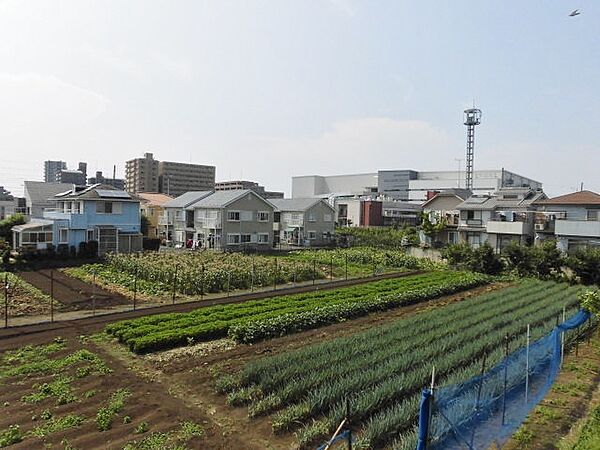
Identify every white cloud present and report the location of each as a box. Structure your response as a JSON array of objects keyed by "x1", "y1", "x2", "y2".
[
  {"x1": 327, "y1": 0, "x2": 358, "y2": 17},
  {"x1": 0, "y1": 72, "x2": 109, "y2": 135}
]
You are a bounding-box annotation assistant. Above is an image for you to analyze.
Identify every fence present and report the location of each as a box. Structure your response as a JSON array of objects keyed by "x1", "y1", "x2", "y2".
[{"x1": 417, "y1": 309, "x2": 592, "y2": 450}]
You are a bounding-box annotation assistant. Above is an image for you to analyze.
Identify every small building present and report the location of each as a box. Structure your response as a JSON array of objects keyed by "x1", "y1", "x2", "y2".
[
  {"x1": 188, "y1": 190, "x2": 275, "y2": 251},
  {"x1": 137, "y1": 192, "x2": 174, "y2": 238},
  {"x1": 534, "y1": 190, "x2": 600, "y2": 253},
  {"x1": 382, "y1": 201, "x2": 422, "y2": 227},
  {"x1": 270, "y1": 198, "x2": 335, "y2": 247},
  {"x1": 13, "y1": 184, "x2": 142, "y2": 255}
]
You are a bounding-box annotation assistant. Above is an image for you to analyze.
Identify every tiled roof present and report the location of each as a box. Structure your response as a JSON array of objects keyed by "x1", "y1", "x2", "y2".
[
  {"x1": 535, "y1": 190, "x2": 600, "y2": 205},
  {"x1": 137, "y1": 192, "x2": 174, "y2": 206}
]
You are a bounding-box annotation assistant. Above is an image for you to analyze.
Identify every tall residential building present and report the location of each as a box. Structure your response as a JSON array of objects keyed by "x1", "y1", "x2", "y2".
[
  {"x1": 125, "y1": 153, "x2": 160, "y2": 194},
  {"x1": 44, "y1": 161, "x2": 67, "y2": 182},
  {"x1": 292, "y1": 169, "x2": 542, "y2": 203},
  {"x1": 215, "y1": 180, "x2": 284, "y2": 199},
  {"x1": 125, "y1": 152, "x2": 215, "y2": 197}
]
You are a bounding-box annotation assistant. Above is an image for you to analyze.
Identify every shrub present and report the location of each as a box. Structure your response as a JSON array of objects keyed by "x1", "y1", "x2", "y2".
[
  {"x1": 442, "y1": 243, "x2": 503, "y2": 275},
  {"x1": 567, "y1": 249, "x2": 600, "y2": 285}
]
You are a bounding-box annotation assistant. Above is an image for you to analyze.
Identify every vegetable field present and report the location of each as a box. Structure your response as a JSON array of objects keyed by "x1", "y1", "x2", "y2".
[
  {"x1": 0, "y1": 271, "x2": 54, "y2": 316},
  {"x1": 106, "y1": 271, "x2": 488, "y2": 353},
  {"x1": 216, "y1": 279, "x2": 584, "y2": 449}
]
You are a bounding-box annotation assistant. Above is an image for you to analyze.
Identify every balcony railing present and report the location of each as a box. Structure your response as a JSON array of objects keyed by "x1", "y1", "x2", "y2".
[{"x1": 555, "y1": 219, "x2": 600, "y2": 238}]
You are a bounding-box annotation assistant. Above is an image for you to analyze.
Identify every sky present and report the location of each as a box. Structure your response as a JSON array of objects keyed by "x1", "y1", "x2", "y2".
[{"x1": 0, "y1": 0, "x2": 598, "y2": 198}]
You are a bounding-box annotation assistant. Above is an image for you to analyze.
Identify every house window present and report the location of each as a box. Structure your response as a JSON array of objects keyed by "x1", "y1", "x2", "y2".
[
  {"x1": 241, "y1": 233, "x2": 252, "y2": 243},
  {"x1": 227, "y1": 211, "x2": 240, "y2": 222},
  {"x1": 258, "y1": 211, "x2": 270, "y2": 222},
  {"x1": 308, "y1": 211, "x2": 316, "y2": 222},
  {"x1": 448, "y1": 231, "x2": 458, "y2": 244},
  {"x1": 227, "y1": 233, "x2": 240, "y2": 244},
  {"x1": 324, "y1": 213, "x2": 332, "y2": 222},
  {"x1": 467, "y1": 232, "x2": 481, "y2": 247},
  {"x1": 307, "y1": 231, "x2": 317, "y2": 240},
  {"x1": 467, "y1": 210, "x2": 475, "y2": 220},
  {"x1": 87, "y1": 229, "x2": 95, "y2": 242},
  {"x1": 258, "y1": 233, "x2": 269, "y2": 244},
  {"x1": 96, "y1": 201, "x2": 121, "y2": 214},
  {"x1": 587, "y1": 210, "x2": 599, "y2": 221},
  {"x1": 59, "y1": 229, "x2": 69, "y2": 244}
]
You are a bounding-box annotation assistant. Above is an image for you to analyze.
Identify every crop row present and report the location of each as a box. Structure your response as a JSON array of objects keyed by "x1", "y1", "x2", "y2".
[
  {"x1": 218, "y1": 280, "x2": 584, "y2": 449},
  {"x1": 106, "y1": 271, "x2": 488, "y2": 353}
]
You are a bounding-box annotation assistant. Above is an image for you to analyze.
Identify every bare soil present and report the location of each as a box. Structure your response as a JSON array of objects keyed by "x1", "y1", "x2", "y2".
[{"x1": 18, "y1": 269, "x2": 132, "y2": 311}]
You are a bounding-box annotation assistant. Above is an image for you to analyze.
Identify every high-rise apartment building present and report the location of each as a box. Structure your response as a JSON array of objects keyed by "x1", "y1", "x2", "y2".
[
  {"x1": 44, "y1": 161, "x2": 67, "y2": 182},
  {"x1": 125, "y1": 153, "x2": 215, "y2": 196},
  {"x1": 215, "y1": 180, "x2": 284, "y2": 199},
  {"x1": 125, "y1": 153, "x2": 160, "y2": 194}
]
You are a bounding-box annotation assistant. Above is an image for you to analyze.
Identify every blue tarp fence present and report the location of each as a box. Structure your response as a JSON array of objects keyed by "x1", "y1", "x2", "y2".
[{"x1": 416, "y1": 309, "x2": 591, "y2": 450}]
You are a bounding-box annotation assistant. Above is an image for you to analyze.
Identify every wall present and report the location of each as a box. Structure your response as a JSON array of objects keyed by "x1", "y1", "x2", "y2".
[
  {"x1": 222, "y1": 192, "x2": 275, "y2": 249},
  {"x1": 303, "y1": 201, "x2": 335, "y2": 246}
]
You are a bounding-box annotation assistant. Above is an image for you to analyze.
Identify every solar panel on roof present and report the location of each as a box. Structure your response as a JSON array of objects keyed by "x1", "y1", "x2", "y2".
[{"x1": 96, "y1": 189, "x2": 131, "y2": 199}]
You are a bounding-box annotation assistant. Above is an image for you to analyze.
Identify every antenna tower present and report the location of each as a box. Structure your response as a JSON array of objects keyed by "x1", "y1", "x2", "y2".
[{"x1": 464, "y1": 108, "x2": 482, "y2": 190}]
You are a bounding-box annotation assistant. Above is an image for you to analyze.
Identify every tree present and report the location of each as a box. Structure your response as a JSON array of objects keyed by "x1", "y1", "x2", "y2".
[
  {"x1": 567, "y1": 249, "x2": 600, "y2": 285},
  {"x1": 420, "y1": 212, "x2": 447, "y2": 238},
  {"x1": 579, "y1": 289, "x2": 600, "y2": 315},
  {"x1": 0, "y1": 214, "x2": 25, "y2": 245},
  {"x1": 441, "y1": 242, "x2": 503, "y2": 275},
  {"x1": 140, "y1": 214, "x2": 150, "y2": 237}
]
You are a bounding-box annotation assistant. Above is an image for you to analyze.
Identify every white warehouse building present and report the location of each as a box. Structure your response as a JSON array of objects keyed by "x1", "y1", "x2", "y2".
[{"x1": 292, "y1": 169, "x2": 542, "y2": 203}]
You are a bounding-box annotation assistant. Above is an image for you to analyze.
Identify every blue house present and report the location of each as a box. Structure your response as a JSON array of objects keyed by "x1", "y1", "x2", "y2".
[{"x1": 12, "y1": 184, "x2": 142, "y2": 255}]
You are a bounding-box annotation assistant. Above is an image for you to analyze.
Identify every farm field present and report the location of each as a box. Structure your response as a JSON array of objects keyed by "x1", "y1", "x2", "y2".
[
  {"x1": 0, "y1": 271, "x2": 55, "y2": 317},
  {"x1": 104, "y1": 270, "x2": 488, "y2": 353},
  {"x1": 0, "y1": 336, "x2": 210, "y2": 450},
  {"x1": 215, "y1": 279, "x2": 584, "y2": 449},
  {"x1": 64, "y1": 247, "x2": 436, "y2": 303}
]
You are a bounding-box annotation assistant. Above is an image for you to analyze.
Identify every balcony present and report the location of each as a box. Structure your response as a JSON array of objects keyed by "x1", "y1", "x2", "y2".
[
  {"x1": 555, "y1": 219, "x2": 600, "y2": 238},
  {"x1": 486, "y1": 220, "x2": 529, "y2": 235}
]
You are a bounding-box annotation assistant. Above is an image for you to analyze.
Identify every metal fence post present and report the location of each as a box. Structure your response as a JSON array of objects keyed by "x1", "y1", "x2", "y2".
[
  {"x1": 133, "y1": 268, "x2": 138, "y2": 311},
  {"x1": 50, "y1": 270, "x2": 54, "y2": 323},
  {"x1": 345, "y1": 253, "x2": 348, "y2": 280},
  {"x1": 525, "y1": 324, "x2": 530, "y2": 404},
  {"x1": 201, "y1": 264, "x2": 205, "y2": 300},
  {"x1": 273, "y1": 257, "x2": 278, "y2": 291},
  {"x1": 92, "y1": 270, "x2": 96, "y2": 317},
  {"x1": 251, "y1": 258, "x2": 255, "y2": 292},
  {"x1": 227, "y1": 271, "x2": 231, "y2": 297},
  {"x1": 313, "y1": 259, "x2": 316, "y2": 286},
  {"x1": 4, "y1": 272, "x2": 8, "y2": 328},
  {"x1": 172, "y1": 265, "x2": 178, "y2": 305},
  {"x1": 501, "y1": 335, "x2": 509, "y2": 426},
  {"x1": 346, "y1": 397, "x2": 352, "y2": 450},
  {"x1": 561, "y1": 305, "x2": 566, "y2": 366}
]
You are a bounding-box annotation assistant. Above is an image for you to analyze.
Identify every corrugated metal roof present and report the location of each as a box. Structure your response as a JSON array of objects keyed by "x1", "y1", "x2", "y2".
[{"x1": 457, "y1": 189, "x2": 546, "y2": 211}]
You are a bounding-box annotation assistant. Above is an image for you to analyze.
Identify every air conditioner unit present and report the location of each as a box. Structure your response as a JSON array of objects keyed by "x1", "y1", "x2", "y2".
[{"x1": 535, "y1": 223, "x2": 546, "y2": 231}]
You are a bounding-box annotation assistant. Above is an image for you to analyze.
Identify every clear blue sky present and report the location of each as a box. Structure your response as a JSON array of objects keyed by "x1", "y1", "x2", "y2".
[{"x1": 0, "y1": 0, "x2": 598, "y2": 197}]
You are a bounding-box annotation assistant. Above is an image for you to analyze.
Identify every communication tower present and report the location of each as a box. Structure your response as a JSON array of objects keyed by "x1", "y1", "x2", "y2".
[{"x1": 464, "y1": 108, "x2": 482, "y2": 190}]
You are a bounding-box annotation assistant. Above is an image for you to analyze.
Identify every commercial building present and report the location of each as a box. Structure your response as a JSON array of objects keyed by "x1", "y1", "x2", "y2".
[
  {"x1": 215, "y1": 180, "x2": 284, "y2": 199},
  {"x1": 534, "y1": 191, "x2": 600, "y2": 253},
  {"x1": 292, "y1": 169, "x2": 542, "y2": 202},
  {"x1": 270, "y1": 198, "x2": 335, "y2": 247},
  {"x1": 88, "y1": 171, "x2": 125, "y2": 190},
  {"x1": 125, "y1": 153, "x2": 215, "y2": 197},
  {"x1": 44, "y1": 161, "x2": 67, "y2": 182}
]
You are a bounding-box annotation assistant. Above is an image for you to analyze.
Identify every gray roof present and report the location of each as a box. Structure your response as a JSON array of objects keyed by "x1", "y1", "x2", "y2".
[
  {"x1": 163, "y1": 191, "x2": 213, "y2": 209},
  {"x1": 12, "y1": 218, "x2": 54, "y2": 232},
  {"x1": 457, "y1": 189, "x2": 547, "y2": 211},
  {"x1": 24, "y1": 181, "x2": 74, "y2": 206},
  {"x1": 190, "y1": 190, "x2": 273, "y2": 209},
  {"x1": 382, "y1": 201, "x2": 422, "y2": 212},
  {"x1": 54, "y1": 184, "x2": 134, "y2": 200},
  {"x1": 270, "y1": 198, "x2": 332, "y2": 212}
]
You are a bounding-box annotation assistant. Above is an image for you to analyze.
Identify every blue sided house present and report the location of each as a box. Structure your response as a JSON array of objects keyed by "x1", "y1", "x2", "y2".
[{"x1": 12, "y1": 184, "x2": 142, "y2": 256}]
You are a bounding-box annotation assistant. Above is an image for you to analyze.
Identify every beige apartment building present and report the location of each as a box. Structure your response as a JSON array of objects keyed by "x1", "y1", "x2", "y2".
[{"x1": 125, "y1": 153, "x2": 215, "y2": 197}]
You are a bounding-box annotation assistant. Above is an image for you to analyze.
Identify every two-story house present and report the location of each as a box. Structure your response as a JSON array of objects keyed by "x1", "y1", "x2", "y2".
[
  {"x1": 137, "y1": 192, "x2": 173, "y2": 239},
  {"x1": 421, "y1": 189, "x2": 471, "y2": 245},
  {"x1": 534, "y1": 190, "x2": 600, "y2": 253},
  {"x1": 12, "y1": 184, "x2": 142, "y2": 255},
  {"x1": 457, "y1": 188, "x2": 546, "y2": 250},
  {"x1": 270, "y1": 198, "x2": 335, "y2": 247},
  {"x1": 161, "y1": 191, "x2": 213, "y2": 245},
  {"x1": 188, "y1": 190, "x2": 275, "y2": 251}
]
